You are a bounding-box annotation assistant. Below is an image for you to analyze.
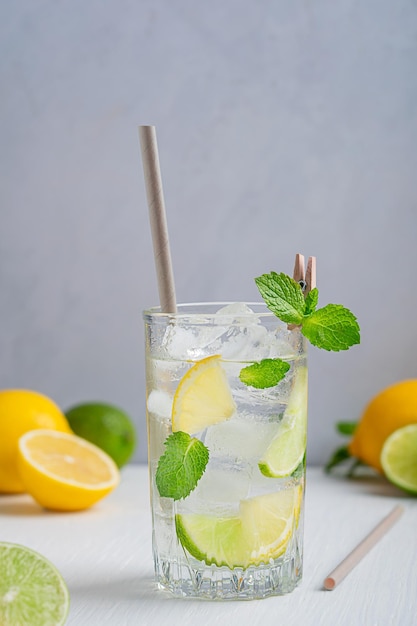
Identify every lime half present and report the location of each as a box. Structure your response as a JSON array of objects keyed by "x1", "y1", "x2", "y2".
[
  {"x1": 0, "y1": 542, "x2": 69, "y2": 626},
  {"x1": 258, "y1": 366, "x2": 307, "y2": 477},
  {"x1": 176, "y1": 488, "x2": 298, "y2": 569},
  {"x1": 381, "y1": 424, "x2": 417, "y2": 494}
]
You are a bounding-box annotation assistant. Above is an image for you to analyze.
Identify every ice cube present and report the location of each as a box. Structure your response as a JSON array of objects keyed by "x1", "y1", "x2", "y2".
[
  {"x1": 248, "y1": 467, "x2": 300, "y2": 498},
  {"x1": 178, "y1": 458, "x2": 252, "y2": 515},
  {"x1": 214, "y1": 303, "x2": 258, "y2": 324},
  {"x1": 204, "y1": 418, "x2": 280, "y2": 462},
  {"x1": 161, "y1": 323, "x2": 225, "y2": 360},
  {"x1": 147, "y1": 389, "x2": 173, "y2": 419},
  {"x1": 221, "y1": 324, "x2": 269, "y2": 361}
]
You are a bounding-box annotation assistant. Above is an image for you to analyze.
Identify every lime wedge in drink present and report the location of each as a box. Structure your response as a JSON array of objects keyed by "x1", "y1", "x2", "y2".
[
  {"x1": 176, "y1": 488, "x2": 298, "y2": 569},
  {"x1": 258, "y1": 366, "x2": 307, "y2": 477},
  {"x1": 0, "y1": 542, "x2": 69, "y2": 626},
  {"x1": 380, "y1": 424, "x2": 417, "y2": 494}
]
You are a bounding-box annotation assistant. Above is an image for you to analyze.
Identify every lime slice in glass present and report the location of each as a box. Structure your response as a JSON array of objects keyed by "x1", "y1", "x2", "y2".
[
  {"x1": 0, "y1": 542, "x2": 69, "y2": 626},
  {"x1": 380, "y1": 424, "x2": 417, "y2": 494},
  {"x1": 176, "y1": 488, "x2": 298, "y2": 569},
  {"x1": 258, "y1": 366, "x2": 307, "y2": 477}
]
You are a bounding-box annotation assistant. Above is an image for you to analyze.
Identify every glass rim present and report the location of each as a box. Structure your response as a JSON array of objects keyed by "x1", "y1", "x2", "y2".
[{"x1": 143, "y1": 301, "x2": 283, "y2": 321}]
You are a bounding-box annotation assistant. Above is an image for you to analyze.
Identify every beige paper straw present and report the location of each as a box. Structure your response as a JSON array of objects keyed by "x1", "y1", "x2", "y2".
[
  {"x1": 139, "y1": 125, "x2": 177, "y2": 313},
  {"x1": 323, "y1": 504, "x2": 404, "y2": 590}
]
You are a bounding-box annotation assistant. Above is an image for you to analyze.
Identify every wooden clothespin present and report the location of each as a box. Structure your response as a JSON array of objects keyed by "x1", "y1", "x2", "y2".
[
  {"x1": 288, "y1": 254, "x2": 317, "y2": 330},
  {"x1": 292, "y1": 253, "x2": 316, "y2": 295}
]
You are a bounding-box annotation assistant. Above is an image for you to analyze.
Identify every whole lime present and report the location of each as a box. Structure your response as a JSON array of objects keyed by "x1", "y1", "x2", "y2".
[{"x1": 64, "y1": 402, "x2": 136, "y2": 468}]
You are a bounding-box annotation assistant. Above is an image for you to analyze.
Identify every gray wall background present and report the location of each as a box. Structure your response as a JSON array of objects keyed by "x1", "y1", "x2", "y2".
[{"x1": 1, "y1": 1, "x2": 417, "y2": 465}]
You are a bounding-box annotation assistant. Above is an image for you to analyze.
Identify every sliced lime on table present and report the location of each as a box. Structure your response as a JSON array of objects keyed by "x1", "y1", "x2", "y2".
[
  {"x1": 258, "y1": 366, "x2": 308, "y2": 477},
  {"x1": 0, "y1": 542, "x2": 69, "y2": 626},
  {"x1": 176, "y1": 488, "x2": 298, "y2": 569},
  {"x1": 380, "y1": 424, "x2": 417, "y2": 494}
]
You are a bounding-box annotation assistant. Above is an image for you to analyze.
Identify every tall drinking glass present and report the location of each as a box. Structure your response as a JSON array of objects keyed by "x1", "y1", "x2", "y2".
[{"x1": 143, "y1": 302, "x2": 307, "y2": 600}]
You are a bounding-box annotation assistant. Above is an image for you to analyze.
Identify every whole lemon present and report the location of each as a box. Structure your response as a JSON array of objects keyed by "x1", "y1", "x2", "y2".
[
  {"x1": 0, "y1": 390, "x2": 72, "y2": 493},
  {"x1": 64, "y1": 402, "x2": 136, "y2": 468},
  {"x1": 348, "y1": 380, "x2": 417, "y2": 473}
]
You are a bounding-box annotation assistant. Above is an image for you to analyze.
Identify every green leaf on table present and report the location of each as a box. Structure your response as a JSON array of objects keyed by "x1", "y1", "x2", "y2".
[
  {"x1": 255, "y1": 272, "x2": 306, "y2": 325},
  {"x1": 155, "y1": 432, "x2": 209, "y2": 500},
  {"x1": 239, "y1": 358, "x2": 290, "y2": 389},
  {"x1": 336, "y1": 421, "x2": 358, "y2": 436},
  {"x1": 301, "y1": 304, "x2": 360, "y2": 351},
  {"x1": 324, "y1": 445, "x2": 351, "y2": 473}
]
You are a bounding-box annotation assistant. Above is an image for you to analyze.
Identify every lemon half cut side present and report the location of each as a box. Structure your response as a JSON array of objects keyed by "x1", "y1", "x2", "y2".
[{"x1": 18, "y1": 429, "x2": 120, "y2": 511}]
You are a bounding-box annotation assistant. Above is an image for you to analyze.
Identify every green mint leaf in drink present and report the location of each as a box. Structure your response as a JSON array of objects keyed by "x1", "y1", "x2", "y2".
[
  {"x1": 239, "y1": 358, "x2": 290, "y2": 389},
  {"x1": 255, "y1": 272, "x2": 306, "y2": 325},
  {"x1": 301, "y1": 304, "x2": 360, "y2": 351},
  {"x1": 304, "y1": 287, "x2": 319, "y2": 316},
  {"x1": 155, "y1": 431, "x2": 209, "y2": 500}
]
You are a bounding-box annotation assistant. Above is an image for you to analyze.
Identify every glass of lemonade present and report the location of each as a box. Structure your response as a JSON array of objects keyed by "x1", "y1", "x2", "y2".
[{"x1": 143, "y1": 302, "x2": 307, "y2": 600}]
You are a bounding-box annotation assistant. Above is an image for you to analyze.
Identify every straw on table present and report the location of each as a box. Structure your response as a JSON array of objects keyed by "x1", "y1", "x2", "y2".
[
  {"x1": 323, "y1": 505, "x2": 404, "y2": 590},
  {"x1": 139, "y1": 125, "x2": 177, "y2": 314}
]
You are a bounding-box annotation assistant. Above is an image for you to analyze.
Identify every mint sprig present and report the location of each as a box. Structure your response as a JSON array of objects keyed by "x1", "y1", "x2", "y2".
[
  {"x1": 302, "y1": 304, "x2": 360, "y2": 351},
  {"x1": 304, "y1": 287, "x2": 318, "y2": 316},
  {"x1": 239, "y1": 358, "x2": 290, "y2": 389},
  {"x1": 156, "y1": 432, "x2": 209, "y2": 500},
  {"x1": 255, "y1": 272, "x2": 360, "y2": 352},
  {"x1": 254, "y1": 272, "x2": 305, "y2": 325}
]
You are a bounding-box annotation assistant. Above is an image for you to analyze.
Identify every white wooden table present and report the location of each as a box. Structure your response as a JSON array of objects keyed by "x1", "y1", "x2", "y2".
[{"x1": 1, "y1": 466, "x2": 415, "y2": 626}]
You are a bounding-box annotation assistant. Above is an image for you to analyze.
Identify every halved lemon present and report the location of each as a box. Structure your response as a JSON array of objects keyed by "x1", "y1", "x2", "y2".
[
  {"x1": 258, "y1": 367, "x2": 307, "y2": 478},
  {"x1": 17, "y1": 430, "x2": 120, "y2": 511},
  {"x1": 175, "y1": 487, "x2": 298, "y2": 569},
  {"x1": 172, "y1": 355, "x2": 236, "y2": 434}
]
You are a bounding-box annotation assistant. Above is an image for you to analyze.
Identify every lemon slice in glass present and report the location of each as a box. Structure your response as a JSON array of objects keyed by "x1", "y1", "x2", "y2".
[
  {"x1": 172, "y1": 355, "x2": 236, "y2": 434},
  {"x1": 175, "y1": 488, "x2": 298, "y2": 569},
  {"x1": 380, "y1": 424, "x2": 417, "y2": 494}
]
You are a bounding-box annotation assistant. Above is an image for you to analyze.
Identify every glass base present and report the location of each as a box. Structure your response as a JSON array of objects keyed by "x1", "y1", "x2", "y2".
[{"x1": 154, "y1": 553, "x2": 303, "y2": 600}]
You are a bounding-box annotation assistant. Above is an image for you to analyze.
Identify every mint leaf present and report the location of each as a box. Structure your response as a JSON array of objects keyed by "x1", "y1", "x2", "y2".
[
  {"x1": 304, "y1": 287, "x2": 319, "y2": 315},
  {"x1": 324, "y1": 445, "x2": 351, "y2": 473},
  {"x1": 156, "y1": 432, "x2": 209, "y2": 500},
  {"x1": 336, "y1": 421, "x2": 357, "y2": 436},
  {"x1": 239, "y1": 358, "x2": 290, "y2": 389},
  {"x1": 255, "y1": 272, "x2": 306, "y2": 325},
  {"x1": 302, "y1": 304, "x2": 360, "y2": 351}
]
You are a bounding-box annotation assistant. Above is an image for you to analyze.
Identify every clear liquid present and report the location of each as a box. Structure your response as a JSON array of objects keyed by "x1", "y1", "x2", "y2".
[{"x1": 146, "y1": 352, "x2": 306, "y2": 600}]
